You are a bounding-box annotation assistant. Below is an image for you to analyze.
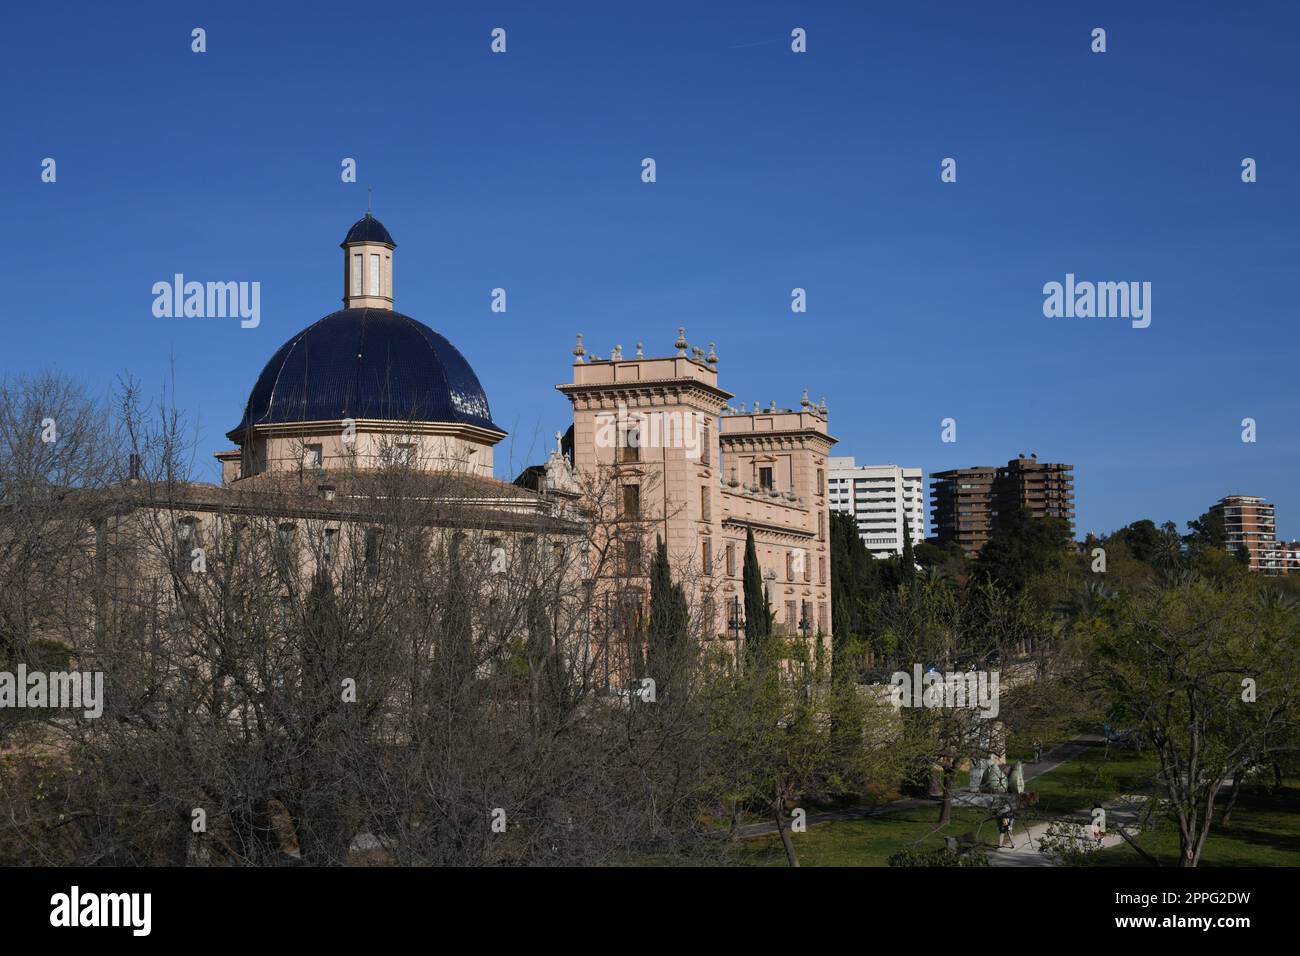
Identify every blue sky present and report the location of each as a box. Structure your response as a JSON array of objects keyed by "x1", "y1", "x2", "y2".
[{"x1": 3, "y1": 1, "x2": 1297, "y2": 538}]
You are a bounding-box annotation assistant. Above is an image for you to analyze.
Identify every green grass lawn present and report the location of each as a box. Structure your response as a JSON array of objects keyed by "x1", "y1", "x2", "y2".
[
  {"x1": 735, "y1": 748, "x2": 1300, "y2": 867},
  {"x1": 1088, "y1": 780, "x2": 1300, "y2": 867},
  {"x1": 736, "y1": 804, "x2": 993, "y2": 867},
  {"x1": 1026, "y1": 744, "x2": 1161, "y2": 814}
]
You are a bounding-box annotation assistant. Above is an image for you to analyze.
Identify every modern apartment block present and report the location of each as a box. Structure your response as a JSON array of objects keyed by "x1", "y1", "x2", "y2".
[
  {"x1": 1262, "y1": 540, "x2": 1300, "y2": 575},
  {"x1": 1209, "y1": 495, "x2": 1278, "y2": 572},
  {"x1": 994, "y1": 455, "x2": 1076, "y2": 530},
  {"x1": 929, "y1": 466, "x2": 996, "y2": 557},
  {"x1": 930, "y1": 455, "x2": 1075, "y2": 558},
  {"x1": 826, "y1": 457, "x2": 925, "y2": 558}
]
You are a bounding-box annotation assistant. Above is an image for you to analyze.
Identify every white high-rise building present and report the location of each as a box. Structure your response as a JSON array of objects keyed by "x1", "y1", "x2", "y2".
[{"x1": 827, "y1": 457, "x2": 925, "y2": 558}]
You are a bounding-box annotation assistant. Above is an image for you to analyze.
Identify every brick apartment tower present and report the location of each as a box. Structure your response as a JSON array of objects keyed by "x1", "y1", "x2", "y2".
[
  {"x1": 1209, "y1": 495, "x2": 1277, "y2": 572},
  {"x1": 929, "y1": 466, "x2": 996, "y2": 558},
  {"x1": 995, "y1": 455, "x2": 1076, "y2": 530},
  {"x1": 557, "y1": 331, "x2": 834, "y2": 662},
  {"x1": 930, "y1": 455, "x2": 1075, "y2": 558}
]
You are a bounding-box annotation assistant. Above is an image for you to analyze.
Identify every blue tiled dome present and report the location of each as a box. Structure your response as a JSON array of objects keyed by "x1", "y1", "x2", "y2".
[
  {"x1": 229, "y1": 309, "x2": 502, "y2": 437},
  {"x1": 341, "y1": 213, "x2": 396, "y2": 247}
]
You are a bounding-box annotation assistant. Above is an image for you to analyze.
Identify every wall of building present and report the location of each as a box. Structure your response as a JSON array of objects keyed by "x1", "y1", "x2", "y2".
[
  {"x1": 827, "y1": 457, "x2": 924, "y2": 558},
  {"x1": 558, "y1": 341, "x2": 834, "y2": 658}
]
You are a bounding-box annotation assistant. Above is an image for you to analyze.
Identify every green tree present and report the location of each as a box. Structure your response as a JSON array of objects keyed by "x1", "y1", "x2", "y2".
[
  {"x1": 1184, "y1": 509, "x2": 1226, "y2": 552},
  {"x1": 829, "y1": 510, "x2": 872, "y2": 680},
  {"x1": 900, "y1": 514, "x2": 916, "y2": 584},
  {"x1": 975, "y1": 507, "x2": 1071, "y2": 594},
  {"x1": 1112, "y1": 519, "x2": 1165, "y2": 565},
  {"x1": 646, "y1": 536, "x2": 690, "y2": 705},
  {"x1": 1094, "y1": 579, "x2": 1300, "y2": 866},
  {"x1": 742, "y1": 527, "x2": 770, "y2": 664}
]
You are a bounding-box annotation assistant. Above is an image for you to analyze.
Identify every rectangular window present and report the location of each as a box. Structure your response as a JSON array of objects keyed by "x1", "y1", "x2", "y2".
[
  {"x1": 369, "y1": 253, "x2": 380, "y2": 295},
  {"x1": 351, "y1": 254, "x2": 362, "y2": 296},
  {"x1": 759, "y1": 467, "x2": 774, "y2": 490},
  {"x1": 699, "y1": 420, "x2": 710, "y2": 466},
  {"x1": 305, "y1": 444, "x2": 323, "y2": 468},
  {"x1": 624, "y1": 536, "x2": 642, "y2": 576},
  {"x1": 619, "y1": 425, "x2": 640, "y2": 462},
  {"x1": 395, "y1": 444, "x2": 414, "y2": 466},
  {"x1": 701, "y1": 486, "x2": 711, "y2": 522},
  {"x1": 785, "y1": 601, "x2": 796, "y2": 632},
  {"x1": 322, "y1": 528, "x2": 338, "y2": 564},
  {"x1": 384, "y1": 254, "x2": 392, "y2": 295},
  {"x1": 703, "y1": 540, "x2": 712, "y2": 575},
  {"x1": 786, "y1": 551, "x2": 793, "y2": 580},
  {"x1": 622, "y1": 484, "x2": 640, "y2": 519},
  {"x1": 726, "y1": 542, "x2": 735, "y2": 576}
]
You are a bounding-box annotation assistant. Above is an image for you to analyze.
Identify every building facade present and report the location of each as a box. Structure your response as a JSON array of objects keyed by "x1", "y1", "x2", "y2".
[
  {"x1": 203, "y1": 211, "x2": 834, "y2": 663},
  {"x1": 1261, "y1": 540, "x2": 1300, "y2": 575},
  {"x1": 1210, "y1": 495, "x2": 1278, "y2": 572},
  {"x1": 557, "y1": 341, "x2": 835, "y2": 656},
  {"x1": 826, "y1": 457, "x2": 924, "y2": 558},
  {"x1": 994, "y1": 455, "x2": 1075, "y2": 532},
  {"x1": 930, "y1": 455, "x2": 1075, "y2": 558},
  {"x1": 929, "y1": 466, "x2": 996, "y2": 557}
]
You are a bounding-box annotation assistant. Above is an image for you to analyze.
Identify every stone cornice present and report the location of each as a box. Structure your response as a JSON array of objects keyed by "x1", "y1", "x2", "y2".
[
  {"x1": 557, "y1": 378, "x2": 734, "y2": 408},
  {"x1": 227, "y1": 419, "x2": 507, "y2": 446}
]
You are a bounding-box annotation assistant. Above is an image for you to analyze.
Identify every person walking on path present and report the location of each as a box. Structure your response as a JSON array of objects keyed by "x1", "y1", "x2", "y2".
[{"x1": 997, "y1": 807, "x2": 1016, "y2": 849}]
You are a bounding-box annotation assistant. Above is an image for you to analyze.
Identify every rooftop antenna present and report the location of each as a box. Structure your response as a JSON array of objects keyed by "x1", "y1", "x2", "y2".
[{"x1": 367, "y1": 185, "x2": 373, "y2": 215}]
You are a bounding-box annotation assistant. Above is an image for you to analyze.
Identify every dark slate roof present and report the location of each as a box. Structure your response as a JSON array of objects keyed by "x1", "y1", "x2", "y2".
[
  {"x1": 229, "y1": 309, "x2": 503, "y2": 437},
  {"x1": 341, "y1": 212, "x2": 396, "y2": 247}
]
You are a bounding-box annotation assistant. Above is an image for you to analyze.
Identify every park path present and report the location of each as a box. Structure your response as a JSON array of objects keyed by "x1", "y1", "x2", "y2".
[
  {"x1": 984, "y1": 798, "x2": 1143, "y2": 867},
  {"x1": 735, "y1": 735, "x2": 1104, "y2": 840}
]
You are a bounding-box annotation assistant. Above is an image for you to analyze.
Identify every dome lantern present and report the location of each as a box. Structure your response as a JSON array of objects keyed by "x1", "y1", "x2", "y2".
[{"x1": 341, "y1": 212, "x2": 396, "y2": 310}]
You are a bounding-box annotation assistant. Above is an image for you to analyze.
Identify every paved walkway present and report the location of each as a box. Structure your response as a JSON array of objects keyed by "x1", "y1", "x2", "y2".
[
  {"x1": 735, "y1": 736, "x2": 1105, "y2": 840},
  {"x1": 986, "y1": 798, "x2": 1144, "y2": 867}
]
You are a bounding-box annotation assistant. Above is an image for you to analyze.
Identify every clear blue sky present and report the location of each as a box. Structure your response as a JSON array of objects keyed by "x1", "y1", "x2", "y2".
[{"x1": 3, "y1": 1, "x2": 1297, "y2": 539}]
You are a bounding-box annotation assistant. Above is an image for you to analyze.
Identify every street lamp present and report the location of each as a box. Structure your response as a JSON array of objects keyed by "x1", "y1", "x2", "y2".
[{"x1": 728, "y1": 595, "x2": 745, "y2": 667}]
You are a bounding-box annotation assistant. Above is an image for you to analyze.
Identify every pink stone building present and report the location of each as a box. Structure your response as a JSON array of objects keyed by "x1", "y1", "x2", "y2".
[{"x1": 557, "y1": 331, "x2": 835, "y2": 658}]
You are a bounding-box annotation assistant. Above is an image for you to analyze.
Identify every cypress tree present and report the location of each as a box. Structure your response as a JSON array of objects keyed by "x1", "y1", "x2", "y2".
[
  {"x1": 900, "y1": 513, "x2": 916, "y2": 583},
  {"x1": 742, "y1": 526, "x2": 769, "y2": 662},
  {"x1": 647, "y1": 536, "x2": 689, "y2": 702}
]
